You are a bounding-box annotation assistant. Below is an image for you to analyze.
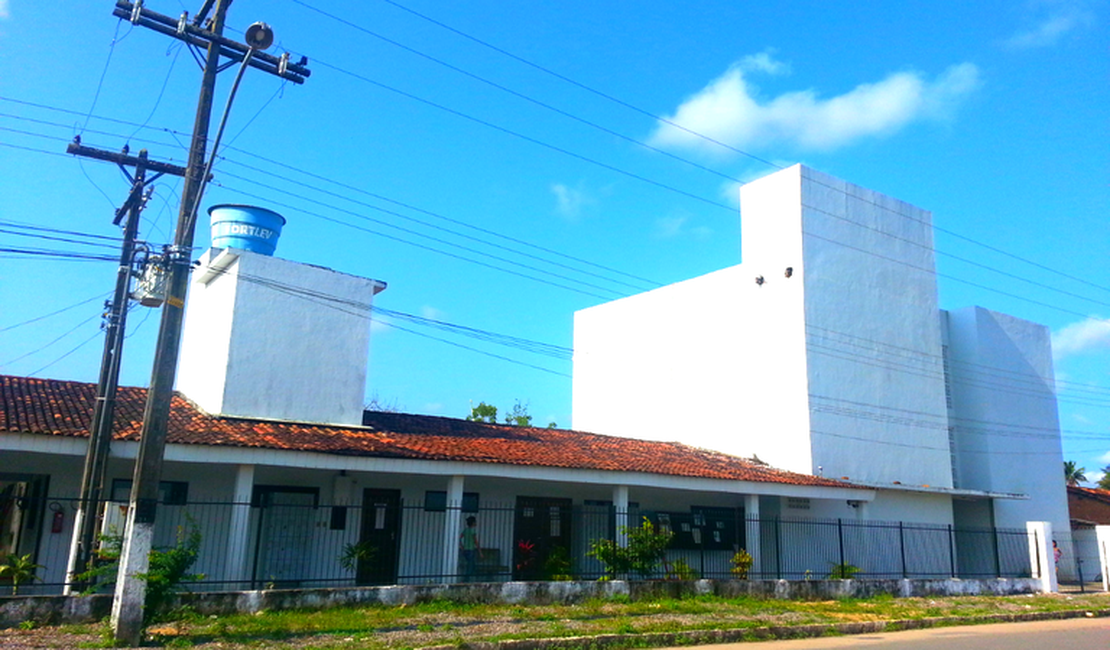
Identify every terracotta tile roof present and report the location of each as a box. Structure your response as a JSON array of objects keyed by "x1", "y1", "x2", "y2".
[
  {"x1": 1, "y1": 374, "x2": 856, "y2": 489},
  {"x1": 1068, "y1": 485, "x2": 1110, "y2": 525}
]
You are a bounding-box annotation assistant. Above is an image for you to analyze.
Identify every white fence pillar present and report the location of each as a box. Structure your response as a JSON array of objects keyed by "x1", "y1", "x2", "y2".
[
  {"x1": 225, "y1": 464, "x2": 255, "y2": 587},
  {"x1": 1096, "y1": 525, "x2": 1110, "y2": 592},
  {"x1": 442, "y1": 475, "x2": 464, "y2": 583},
  {"x1": 613, "y1": 485, "x2": 629, "y2": 547},
  {"x1": 744, "y1": 494, "x2": 761, "y2": 578},
  {"x1": 1026, "y1": 521, "x2": 1057, "y2": 593}
]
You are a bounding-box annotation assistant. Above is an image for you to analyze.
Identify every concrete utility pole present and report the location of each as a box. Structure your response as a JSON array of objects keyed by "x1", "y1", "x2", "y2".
[
  {"x1": 105, "y1": 2, "x2": 308, "y2": 645},
  {"x1": 62, "y1": 145, "x2": 186, "y2": 595}
]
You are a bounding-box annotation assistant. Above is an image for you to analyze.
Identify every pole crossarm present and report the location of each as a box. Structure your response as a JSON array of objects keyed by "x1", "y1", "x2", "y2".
[
  {"x1": 112, "y1": 1, "x2": 311, "y2": 84},
  {"x1": 67, "y1": 143, "x2": 188, "y2": 178}
]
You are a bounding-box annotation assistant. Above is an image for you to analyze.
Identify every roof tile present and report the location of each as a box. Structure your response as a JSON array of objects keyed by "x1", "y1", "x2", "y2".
[{"x1": 0, "y1": 374, "x2": 855, "y2": 489}]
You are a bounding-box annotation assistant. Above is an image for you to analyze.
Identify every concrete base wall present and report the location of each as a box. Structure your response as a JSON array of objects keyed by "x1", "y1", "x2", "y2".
[{"x1": 0, "y1": 578, "x2": 1044, "y2": 628}]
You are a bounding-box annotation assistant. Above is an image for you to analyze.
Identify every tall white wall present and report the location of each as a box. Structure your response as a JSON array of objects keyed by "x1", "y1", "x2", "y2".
[
  {"x1": 944, "y1": 306, "x2": 1070, "y2": 533},
  {"x1": 178, "y1": 248, "x2": 385, "y2": 425},
  {"x1": 788, "y1": 167, "x2": 953, "y2": 487},
  {"x1": 575, "y1": 165, "x2": 952, "y2": 485},
  {"x1": 572, "y1": 262, "x2": 815, "y2": 473}
]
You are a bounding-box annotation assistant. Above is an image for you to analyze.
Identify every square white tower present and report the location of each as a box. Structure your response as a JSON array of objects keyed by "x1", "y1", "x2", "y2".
[{"x1": 177, "y1": 248, "x2": 386, "y2": 426}]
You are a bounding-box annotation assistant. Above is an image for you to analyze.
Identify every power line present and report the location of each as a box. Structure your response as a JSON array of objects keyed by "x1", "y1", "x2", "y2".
[
  {"x1": 4, "y1": 101, "x2": 1103, "y2": 316},
  {"x1": 2, "y1": 312, "x2": 102, "y2": 368},
  {"x1": 216, "y1": 170, "x2": 636, "y2": 297},
  {"x1": 294, "y1": 1, "x2": 746, "y2": 185},
  {"x1": 366, "y1": 0, "x2": 781, "y2": 168},
  {"x1": 0, "y1": 292, "x2": 113, "y2": 334},
  {"x1": 0, "y1": 105, "x2": 659, "y2": 289},
  {"x1": 309, "y1": 57, "x2": 738, "y2": 213},
  {"x1": 218, "y1": 157, "x2": 658, "y2": 292},
  {"x1": 217, "y1": 181, "x2": 620, "y2": 300}
]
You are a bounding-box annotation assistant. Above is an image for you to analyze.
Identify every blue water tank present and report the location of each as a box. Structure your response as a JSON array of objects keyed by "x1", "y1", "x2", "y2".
[{"x1": 208, "y1": 204, "x2": 286, "y2": 256}]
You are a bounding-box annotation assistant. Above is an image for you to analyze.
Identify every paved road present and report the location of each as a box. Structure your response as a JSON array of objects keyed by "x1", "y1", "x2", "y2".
[{"x1": 659, "y1": 617, "x2": 1110, "y2": 649}]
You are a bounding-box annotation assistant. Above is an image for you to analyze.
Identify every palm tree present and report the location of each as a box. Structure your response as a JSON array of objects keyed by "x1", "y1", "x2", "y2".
[
  {"x1": 1064, "y1": 460, "x2": 1087, "y2": 486},
  {"x1": 1097, "y1": 465, "x2": 1110, "y2": 491}
]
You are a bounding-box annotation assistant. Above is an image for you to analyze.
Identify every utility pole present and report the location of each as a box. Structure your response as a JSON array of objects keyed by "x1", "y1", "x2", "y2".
[
  {"x1": 105, "y1": 2, "x2": 308, "y2": 644},
  {"x1": 63, "y1": 145, "x2": 186, "y2": 595}
]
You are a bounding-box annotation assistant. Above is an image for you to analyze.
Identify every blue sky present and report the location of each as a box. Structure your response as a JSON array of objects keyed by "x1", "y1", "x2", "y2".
[{"x1": 1, "y1": 1, "x2": 1107, "y2": 478}]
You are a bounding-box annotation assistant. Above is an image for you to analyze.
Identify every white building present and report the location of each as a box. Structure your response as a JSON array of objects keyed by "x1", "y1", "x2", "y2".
[
  {"x1": 0, "y1": 184, "x2": 1066, "y2": 593},
  {"x1": 573, "y1": 164, "x2": 1070, "y2": 536}
]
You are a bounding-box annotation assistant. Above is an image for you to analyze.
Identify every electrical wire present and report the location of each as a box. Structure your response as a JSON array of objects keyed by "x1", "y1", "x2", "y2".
[
  {"x1": 0, "y1": 292, "x2": 113, "y2": 334},
  {"x1": 2, "y1": 312, "x2": 103, "y2": 368},
  {"x1": 216, "y1": 170, "x2": 638, "y2": 296},
  {"x1": 309, "y1": 57, "x2": 738, "y2": 213},
  {"x1": 293, "y1": 1, "x2": 746, "y2": 185},
  {"x1": 367, "y1": 0, "x2": 782, "y2": 168}
]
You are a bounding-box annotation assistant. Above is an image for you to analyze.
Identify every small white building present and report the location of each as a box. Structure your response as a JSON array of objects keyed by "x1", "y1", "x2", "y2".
[{"x1": 573, "y1": 164, "x2": 1070, "y2": 538}]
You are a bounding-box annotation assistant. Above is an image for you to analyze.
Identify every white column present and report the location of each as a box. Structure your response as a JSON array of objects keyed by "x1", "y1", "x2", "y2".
[
  {"x1": 1026, "y1": 521, "x2": 1057, "y2": 593},
  {"x1": 1096, "y1": 525, "x2": 1110, "y2": 592},
  {"x1": 744, "y1": 494, "x2": 762, "y2": 579},
  {"x1": 225, "y1": 464, "x2": 255, "y2": 587},
  {"x1": 613, "y1": 485, "x2": 629, "y2": 547},
  {"x1": 442, "y1": 475, "x2": 464, "y2": 583}
]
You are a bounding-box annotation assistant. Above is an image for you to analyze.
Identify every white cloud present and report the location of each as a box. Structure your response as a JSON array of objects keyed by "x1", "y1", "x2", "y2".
[
  {"x1": 1052, "y1": 316, "x2": 1110, "y2": 359},
  {"x1": 1005, "y1": 1, "x2": 1094, "y2": 49},
  {"x1": 654, "y1": 215, "x2": 688, "y2": 239},
  {"x1": 648, "y1": 53, "x2": 980, "y2": 155},
  {"x1": 551, "y1": 183, "x2": 593, "y2": 220},
  {"x1": 652, "y1": 214, "x2": 713, "y2": 240},
  {"x1": 0, "y1": 1, "x2": 8, "y2": 19}
]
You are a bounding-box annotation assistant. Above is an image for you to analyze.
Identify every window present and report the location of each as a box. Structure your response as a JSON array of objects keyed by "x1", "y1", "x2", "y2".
[
  {"x1": 110, "y1": 479, "x2": 188, "y2": 505},
  {"x1": 647, "y1": 506, "x2": 742, "y2": 551},
  {"x1": 423, "y1": 491, "x2": 479, "y2": 513}
]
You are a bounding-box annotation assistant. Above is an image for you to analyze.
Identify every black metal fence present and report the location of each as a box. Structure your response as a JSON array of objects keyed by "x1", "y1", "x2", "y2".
[
  {"x1": 1059, "y1": 524, "x2": 1104, "y2": 592},
  {"x1": 1, "y1": 495, "x2": 1036, "y2": 595}
]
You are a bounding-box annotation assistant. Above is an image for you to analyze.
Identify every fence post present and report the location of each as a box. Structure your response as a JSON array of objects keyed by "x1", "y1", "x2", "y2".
[
  {"x1": 774, "y1": 516, "x2": 782, "y2": 579},
  {"x1": 1074, "y1": 536, "x2": 1086, "y2": 592},
  {"x1": 837, "y1": 519, "x2": 845, "y2": 574},
  {"x1": 249, "y1": 495, "x2": 267, "y2": 589},
  {"x1": 1096, "y1": 526, "x2": 1110, "y2": 592},
  {"x1": 999, "y1": 525, "x2": 1007, "y2": 576},
  {"x1": 948, "y1": 524, "x2": 956, "y2": 578},
  {"x1": 899, "y1": 521, "x2": 907, "y2": 578},
  {"x1": 1026, "y1": 521, "x2": 1056, "y2": 593}
]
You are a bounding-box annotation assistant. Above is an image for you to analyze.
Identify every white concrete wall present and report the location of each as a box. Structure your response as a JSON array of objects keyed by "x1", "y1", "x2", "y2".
[
  {"x1": 178, "y1": 248, "x2": 385, "y2": 426},
  {"x1": 574, "y1": 165, "x2": 952, "y2": 485},
  {"x1": 790, "y1": 167, "x2": 952, "y2": 487},
  {"x1": 944, "y1": 307, "x2": 1071, "y2": 535},
  {"x1": 572, "y1": 264, "x2": 813, "y2": 473}
]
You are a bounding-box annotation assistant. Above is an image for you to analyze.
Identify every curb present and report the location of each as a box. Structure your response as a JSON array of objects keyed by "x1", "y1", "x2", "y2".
[{"x1": 442, "y1": 608, "x2": 1110, "y2": 650}]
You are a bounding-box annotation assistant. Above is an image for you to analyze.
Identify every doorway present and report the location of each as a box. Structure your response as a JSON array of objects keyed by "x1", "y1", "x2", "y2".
[
  {"x1": 356, "y1": 488, "x2": 402, "y2": 585},
  {"x1": 513, "y1": 496, "x2": 572, "y2": 581}
]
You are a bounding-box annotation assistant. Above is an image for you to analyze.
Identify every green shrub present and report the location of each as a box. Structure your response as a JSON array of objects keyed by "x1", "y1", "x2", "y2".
[
  {"x1": 827, "y1": 562, "x2": 861, "y2": 579},
  {"x1": 588, "y1": 517, "x2": 673, "y2": 579},
  {"x1": 0, "y1": 553, "x2": 43, "y2": 595},
  {"x1": 730, "y1": 549, "x2": 753, "y2": 579}
]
